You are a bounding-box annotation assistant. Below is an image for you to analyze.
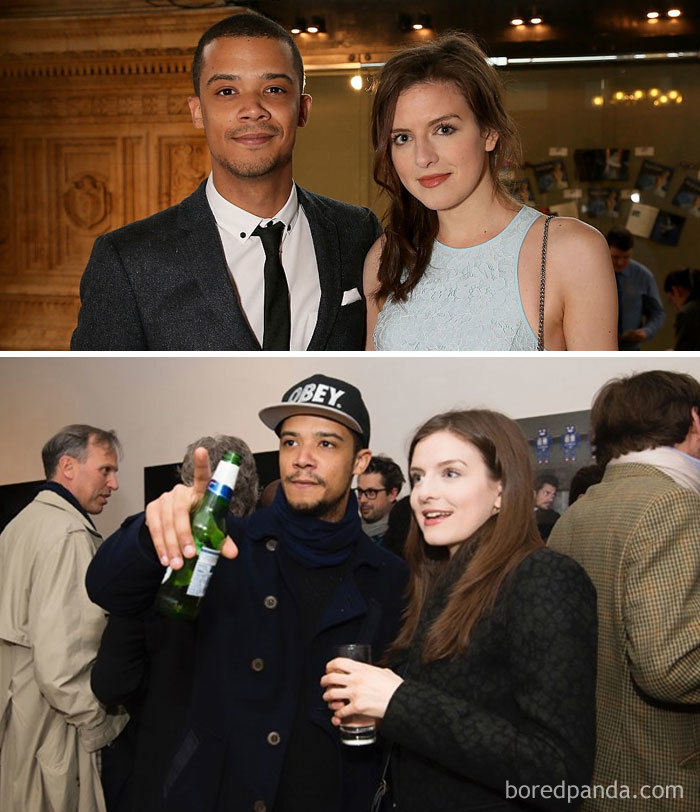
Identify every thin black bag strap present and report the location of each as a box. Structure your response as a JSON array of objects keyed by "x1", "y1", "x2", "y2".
[
  {"x1": 370, "y1": 747, "x2": 393, "y2": 812},
  {"x1": 370, "y1": 661, "x2": 409, "y2": 812},
  {"x1": 537, "y1": 213, "x2": 557, "y2": 351}
]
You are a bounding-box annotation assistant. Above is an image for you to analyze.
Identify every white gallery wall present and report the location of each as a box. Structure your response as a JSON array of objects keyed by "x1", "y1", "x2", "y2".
[{"x1": 2, "y1": 354, "x2": 699, "y2": 537}]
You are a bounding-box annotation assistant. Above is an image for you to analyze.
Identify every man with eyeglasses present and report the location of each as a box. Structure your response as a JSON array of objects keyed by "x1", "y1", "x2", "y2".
[{"x1": 356, "y1": 454, "x2": 405, "y2": 546}]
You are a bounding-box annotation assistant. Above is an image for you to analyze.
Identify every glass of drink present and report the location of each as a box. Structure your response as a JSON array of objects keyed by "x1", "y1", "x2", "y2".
[{"x1": 332, "y1": 643, "x2": 376, "y2": 746}]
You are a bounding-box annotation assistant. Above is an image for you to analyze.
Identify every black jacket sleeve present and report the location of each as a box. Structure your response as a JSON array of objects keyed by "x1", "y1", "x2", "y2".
[
  {"x1": 91, "y1": 613, "x2": 149, "y2": 710},
  {"x1": 71, "y1": 234, "x2": 148, "y2": 350},
  {"x1": 86, "y1": 513, "x2": 165, "y2": 615}
]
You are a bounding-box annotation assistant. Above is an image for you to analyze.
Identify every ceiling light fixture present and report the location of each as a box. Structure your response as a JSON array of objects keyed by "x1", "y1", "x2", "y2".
[
  {"x1": 398, "y1": 12, "x2": 431, "y2": 32},
  {"x1": 306, "y1": 16, "x2": 325, "y2": 34}
]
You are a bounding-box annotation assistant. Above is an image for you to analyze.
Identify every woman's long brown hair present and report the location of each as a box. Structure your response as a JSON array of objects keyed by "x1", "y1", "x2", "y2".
[
  {"x1": 371, "y1": 33, "x2": 522, "y2": 305},
  {"x1": 387, "y1": 410, "x2": 542, "y2": 664}
]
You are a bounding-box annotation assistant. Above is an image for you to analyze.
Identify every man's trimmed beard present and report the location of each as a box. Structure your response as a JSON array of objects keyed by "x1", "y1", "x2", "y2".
[
  {"x1": 213, "y1": 148, "x2": 292, "y2": 180},
  {"x1": 283, "y1": 472, "x2": 354, "y2": 522}
]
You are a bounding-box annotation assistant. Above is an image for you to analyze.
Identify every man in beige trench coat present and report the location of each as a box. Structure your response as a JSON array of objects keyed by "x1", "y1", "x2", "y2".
[{"x1": 0, "y1": 425, "x2": 128, "y2": 812}]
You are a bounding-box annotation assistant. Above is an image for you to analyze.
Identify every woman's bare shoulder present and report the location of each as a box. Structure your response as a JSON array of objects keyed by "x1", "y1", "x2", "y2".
[{"x1": 546, "y1": 216, "x2": 612, "y2": 276}]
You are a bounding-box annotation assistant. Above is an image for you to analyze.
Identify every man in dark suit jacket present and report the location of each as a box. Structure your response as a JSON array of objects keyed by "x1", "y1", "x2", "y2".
[{"x1": 71, "y1": 13, "x2": 379, "y2": 351}]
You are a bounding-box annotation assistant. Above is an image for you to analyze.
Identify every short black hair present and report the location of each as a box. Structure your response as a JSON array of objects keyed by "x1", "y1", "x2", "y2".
[
  {"x1": 568, "y1": 464, "x2": 605, "y2": 505},
  {"x1": 192, "y1": 12, "x2": 305, "y2": 96},
  {"x1": 362, "y1": 455, "x2": 405, "y2": 494},
  {"x1": 606, "y1": 226, "x2": 634, "y2": 251},
  {"x1": 664, "y1": 268, "x2": 699, "y2": 294},
  {"x1": 535, "y1": 473, "x2": 559, "y2": 491}
]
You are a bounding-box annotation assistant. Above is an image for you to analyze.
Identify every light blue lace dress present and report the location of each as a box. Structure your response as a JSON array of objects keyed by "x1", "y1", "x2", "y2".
[{"x1": 373, "y1": 206, "x2": 543, "y2": 351}]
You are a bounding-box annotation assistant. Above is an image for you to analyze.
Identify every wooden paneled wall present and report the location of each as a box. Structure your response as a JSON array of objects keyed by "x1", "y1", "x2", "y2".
[{"x1": 0, "y1": 10, "x2": 235, "y2": 350}]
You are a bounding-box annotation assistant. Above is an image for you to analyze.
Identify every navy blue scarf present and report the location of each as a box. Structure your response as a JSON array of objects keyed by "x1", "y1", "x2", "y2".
[
  {"x1": 36, "y1": 481, "x2": 96, "y2": 530},
  {"x1": 270, "y1": 485, "x2": 363, "y2": 568}
]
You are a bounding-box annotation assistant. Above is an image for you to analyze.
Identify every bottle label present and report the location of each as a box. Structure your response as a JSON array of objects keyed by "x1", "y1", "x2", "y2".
[
  {"x1": 207, "y1": 481, "x2": 233, "y2": 501},
  {"x1": 161, "y1": 566, "x2": 173, "y2": 584},
  {"x1": 212, "y1": 459, "x2": 240, "y2": 490},
  {"x1": 186, "y1": 547, "x2": 220, "y2": 597}
]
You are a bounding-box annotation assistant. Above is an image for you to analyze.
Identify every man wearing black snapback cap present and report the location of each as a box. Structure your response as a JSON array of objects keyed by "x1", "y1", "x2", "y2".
[{"x1": 86, "y1": 374, "x2": 407, "y2": 812}]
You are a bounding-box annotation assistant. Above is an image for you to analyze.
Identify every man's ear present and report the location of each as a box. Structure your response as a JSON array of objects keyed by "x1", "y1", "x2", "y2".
[
  {"x1": 388, "y1": 488, "x2": 399, "y2": 503},
  {"x1": 298, "y1": 93, "x2": 312, "y2": 128},
  {"x1": 57, "y1": 454, "x2": 77, "y2": 482},
  {"x1": 353, "y1": 448, "x2": 372, "y2": 477},
  {"x1": 188, "y1": 96, "x2": 204, "y2": 130}
]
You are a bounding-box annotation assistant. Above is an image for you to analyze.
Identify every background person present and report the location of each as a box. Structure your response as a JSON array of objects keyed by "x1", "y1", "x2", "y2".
[
  {"x1": 356, "y1": 453, "x2": 405, "y2": 545},
  {"x1": 86, "y1": 374, "x2": 408, "y2": 812},
  {"x1": 0, "y1": 425, "x2": 127, "y2": 812},
  {"x1": 534, "y1": 472, "x2": 560, "y2": 541},
  {"x1": 322, "y1": 409, "x2": 597, "y2": 811},
  {"x1": 366, "y1": 34, "x2": 617, "y2": 351},
  {"x1": 91, "y1": 435, "x2": 259, "y2": 812},
  {"x1": 606, "y1": 226, "x2": 665, "y2": 350},
  {"x1": 663, "y1": 268, "x2": 700, "y2": 351},
  {"x1": 567, "y1": 463, "x2": 606, "y2": 505},
  {"x1": 71, "y1": 13, "x2": 379, "y2": 351},
  {"x1": 550, "y1": 370, "x2": 700, "y2": 810}
]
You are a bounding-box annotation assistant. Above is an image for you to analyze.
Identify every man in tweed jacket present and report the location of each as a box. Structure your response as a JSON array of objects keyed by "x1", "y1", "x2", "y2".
[
  {"x1": 71, "y1": 13, "x2": 378, "y2": 351},
  {"x1": 550, "y1": 370, "x2": 700, "y2": 810}
]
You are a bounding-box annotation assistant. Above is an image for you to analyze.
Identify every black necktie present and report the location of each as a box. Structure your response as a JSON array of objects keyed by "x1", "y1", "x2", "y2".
[{"x1": 252, "y1": 221, "x2": 290, "y2": 351}]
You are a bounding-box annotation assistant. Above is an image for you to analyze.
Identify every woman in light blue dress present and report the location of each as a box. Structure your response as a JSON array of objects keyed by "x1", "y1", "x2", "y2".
[{"x1": 365, "y1": 34, "x2": 618, "y2": 351}]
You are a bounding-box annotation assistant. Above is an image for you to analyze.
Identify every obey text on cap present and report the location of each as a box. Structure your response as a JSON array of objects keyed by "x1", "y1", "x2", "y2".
[{"x1": 287, "y1": 383, "x2": 345, "y2": 409}]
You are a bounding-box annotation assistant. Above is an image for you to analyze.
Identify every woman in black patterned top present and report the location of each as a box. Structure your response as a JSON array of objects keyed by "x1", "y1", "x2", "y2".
[{"x1": 322, "y1": 410, "x2": 597, "y2": 811}]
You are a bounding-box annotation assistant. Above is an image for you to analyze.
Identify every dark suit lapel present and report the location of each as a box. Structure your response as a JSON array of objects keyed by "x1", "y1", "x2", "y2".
[
  {"x1": 176, "y1": 181, "x2": 261, "y2": 350},
  {"x1": 297, "y1": 186, "x2": 342, "y2": 351}
]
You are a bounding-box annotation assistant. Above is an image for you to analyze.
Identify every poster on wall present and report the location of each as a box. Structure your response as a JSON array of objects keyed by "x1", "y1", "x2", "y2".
[
  {"x1": 573, "y1": 148, "x2": 630, "y2": 181},
  {"x1": 635, "y1": 159, "x2": 673, "y2": 197},
  {"x1": 625, "y1": 202, "x2": 659, "y2": 237},
  {"x1": 533, "y1": 160, "x2": 569, "y2": 193},
  {"x1": 671, "y1": 177, "x2": 700, "y2": 217},
  {"x1": 601, "y1": 148, "x2": 631, "y2": 180},
  {"x1": 507, "y1": 178, "x2": 536, "y2": 206},
  {"x1": 650, "y1": 211, "x2": 686, "y2": 246},
  {"x1": 587, "y1": 187, "x2": 621, "y2": 218},
  {"x1": 516, "y1": 410, "x2": 593, "y2": 515}
]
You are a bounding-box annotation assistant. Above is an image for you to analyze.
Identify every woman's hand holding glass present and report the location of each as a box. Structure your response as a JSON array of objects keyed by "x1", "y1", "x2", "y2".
[{"x1": 321, "y1": 658, "x2": 404, "y2": 726}]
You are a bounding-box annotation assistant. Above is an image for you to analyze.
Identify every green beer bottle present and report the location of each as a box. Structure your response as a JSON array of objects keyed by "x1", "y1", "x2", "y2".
[{"x1": 155, "y1": 450, "x2": 242, "y2": 620}]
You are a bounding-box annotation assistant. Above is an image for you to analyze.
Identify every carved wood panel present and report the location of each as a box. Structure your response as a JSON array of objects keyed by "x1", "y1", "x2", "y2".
[
  {"x1": 50, "y1": 138, "x2": 118, "y2": 271},
  {"x1": 0, "y1": 139, "x2": 12, "y2": 269},
  {"x1": 158, "y1": 136, "x2": 210, "y2": 210},
  {"x1": 0, "y1": 21, "x2": 214, "y2": 349}
]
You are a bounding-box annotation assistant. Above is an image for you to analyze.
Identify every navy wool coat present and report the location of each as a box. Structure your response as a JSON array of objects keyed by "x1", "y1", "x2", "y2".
[{"x1": 86, "y1": 506, "x2": 408, "y2": 812}]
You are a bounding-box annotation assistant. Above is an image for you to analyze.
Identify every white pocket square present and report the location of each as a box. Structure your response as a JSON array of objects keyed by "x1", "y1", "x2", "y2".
[{"x1": 341, "y1": 288, "x2": 362, "y2": 306}]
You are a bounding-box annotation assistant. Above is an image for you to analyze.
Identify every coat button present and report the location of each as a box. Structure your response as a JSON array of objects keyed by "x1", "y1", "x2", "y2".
[
  {"x1": 253, "y1": 802, "x2": 266, "y2": 812},
  {"x1": 265, "y1": 539, "x2": 278, "y2": 551},
  {"x1": 264, "y1": 595, "x2": 278, "y2": 609},
  {"x1": 267, "y1": 731, "x2": 281, "y2": 746},
  {"x1": 251, "y1": 658, "x2": 265, "y2": 672}
]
